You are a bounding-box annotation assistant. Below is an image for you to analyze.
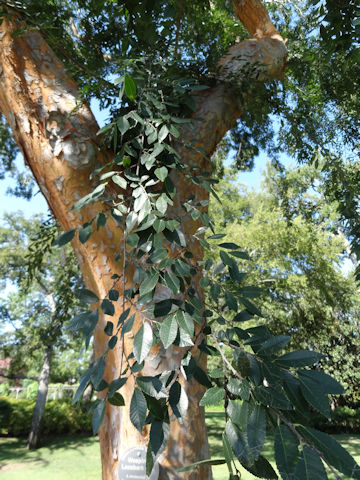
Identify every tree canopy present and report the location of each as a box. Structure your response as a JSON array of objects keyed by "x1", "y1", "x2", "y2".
[{"x1": 0, "y1": 0, "x2": 360, "y2": 479}]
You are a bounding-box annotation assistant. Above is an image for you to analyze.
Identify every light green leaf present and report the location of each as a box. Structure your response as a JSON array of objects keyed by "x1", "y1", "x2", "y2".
[
  {"x1": 112, "y1": 175, "x2": 127, "y2": 189},
  {"x1": 133, "y1": 322, "x2": 153, "y2": 363},
  {"x1": 159, "y1": 315, "x2": 178, "y2": 348},
  {"x1": 155, "y1": 166, "x2": 168, "y2": 182},
  {"x1": 199, "y1": 387, "x2": 224, "y2": 407},
  {"x1": 124, "y1": 73, "x2": 137, "y2": 101}
]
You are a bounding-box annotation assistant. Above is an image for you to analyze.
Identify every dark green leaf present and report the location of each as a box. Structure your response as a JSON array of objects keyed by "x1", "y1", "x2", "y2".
[
  {"x1": 243, "y1": 455, "x2": 278, "y2": 479},
  {"x1": 130, "y1": 388, "x2": 147, "y2": 432},
  {"x1": 276, "y1": 350, "x2": 324, "y2": 368},
  {"x1": 219, "y1": 242, "x2": 241, "y2": 249},
  {"x1": 76, "y1": 288, "x2": 99, "y2": 304},
  {"x1": 248, "y1": 405, "x2": 266, "y2": 461},
  {"x1": 298, "y1": 375, "x2": 330, "y2": 418},
  {"x1": 108, "y1": 377, "x2": 127, "y2": 397},
  {"x1": 53, "y1": 228, "x2": 76, "y2": 246},
  {"x1": 258, "y1": 336, "x2": 290, "y2": 356},
  {"x1": 163, "y1": 270, "x2": 180, "y2": 295},
  {"x1": 298, "y1": 370, "x2": 345, "y2": 394},
  {"x1": 169, "y1": 381, "x2": 188, "y2": 422},
  {"x1": 222, "y1": 432, "x2": 234, "y2": 475},
  {"x1": 108, "y1": 336, "x2": 117, "y2": 349},
  {"x1": 79, "y1": 224, "x2": 93, "y2": 244},
  {"x1": 225, "y1": 421, "x2": 250, "y2": 465},
  {"x1": 108, "y1": 392, "x2": 125, "y2": 406},
  {"x1": 92, "y1": 400, "x2": 106, "y2": 434},
  {"x1": 298, "y1": 426, "x2": 360, "y2": 479},
  {"x1": 101, "y1": 299, "x2": 115, "y2": 316},
  {"x1": 104, "y1": 321, "x2": 113, "y2": 336},
  {"x1": 294, "y1": 446, "x2": 327, "y2": 480},
  {"x1": 274, "y1": 425, "x2": 299, "y2": 480}
]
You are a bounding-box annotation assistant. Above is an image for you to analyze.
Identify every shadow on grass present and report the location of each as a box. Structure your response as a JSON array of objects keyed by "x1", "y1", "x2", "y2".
[{"x1": 0, "y1": 434, "x2": 97, "y2": 469}]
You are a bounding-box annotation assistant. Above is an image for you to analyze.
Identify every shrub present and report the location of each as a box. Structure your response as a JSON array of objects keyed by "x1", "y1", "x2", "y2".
[{"x1": 0, "y1": 396, "x2": 92, "y2": 437}]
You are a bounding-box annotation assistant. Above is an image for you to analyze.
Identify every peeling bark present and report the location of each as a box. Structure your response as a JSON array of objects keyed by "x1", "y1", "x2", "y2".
[{"x1": 0, "y1": 1, "x2": 287, "y2": 478}]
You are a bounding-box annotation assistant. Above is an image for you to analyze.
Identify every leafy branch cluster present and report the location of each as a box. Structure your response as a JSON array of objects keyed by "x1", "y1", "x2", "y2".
[{"x1": 51, "y1": 61, "x2": 360, "y2": 480}]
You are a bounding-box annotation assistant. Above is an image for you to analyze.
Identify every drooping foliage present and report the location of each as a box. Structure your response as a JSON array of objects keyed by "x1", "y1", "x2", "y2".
[{"x1": 1, "y1": 0, "x2": 360, "y2": 478}]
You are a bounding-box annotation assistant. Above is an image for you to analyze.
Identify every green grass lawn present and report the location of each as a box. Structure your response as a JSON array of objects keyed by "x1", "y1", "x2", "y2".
[{"x1": 0, "y1": 413, "x2": 359, "y2": 479}]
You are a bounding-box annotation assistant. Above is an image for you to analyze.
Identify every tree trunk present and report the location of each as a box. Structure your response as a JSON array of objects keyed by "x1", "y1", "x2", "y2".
[
  {"x1": 27, "y1": 345, "x2": 52, "y2": 449},
  {"x1": 0, "y1": 2, "x2": 286, "y2": 478}
]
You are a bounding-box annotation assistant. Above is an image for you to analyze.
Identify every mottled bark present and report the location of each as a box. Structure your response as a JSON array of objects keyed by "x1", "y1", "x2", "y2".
[
  {"x1": 27, "y1": 345, "x2": 52, "y2": 449},
  {"x1": 0, "y1": 1, "x2": 286, "y2": 478}
]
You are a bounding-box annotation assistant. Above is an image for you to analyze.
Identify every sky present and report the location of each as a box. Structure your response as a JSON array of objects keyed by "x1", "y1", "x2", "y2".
[{"x1": 0, "y1": 99, "x2": 284, "y2": 221}]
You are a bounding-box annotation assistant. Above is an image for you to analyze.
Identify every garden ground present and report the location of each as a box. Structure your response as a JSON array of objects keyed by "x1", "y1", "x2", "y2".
[{"x1": 0, "y1": 412, "x2": 359, "y2": 479}]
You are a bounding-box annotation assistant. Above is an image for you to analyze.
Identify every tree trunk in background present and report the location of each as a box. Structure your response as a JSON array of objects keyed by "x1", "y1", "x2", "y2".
[
  {"x1": 28, "y1": 345, "x2": 53, "y2": 449},
  {"x1": 0, "y1": 1, "x2": 286, "y2": 477}
]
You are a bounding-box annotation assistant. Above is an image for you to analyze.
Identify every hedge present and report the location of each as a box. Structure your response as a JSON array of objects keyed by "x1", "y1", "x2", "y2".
[{"x1": 0, "y1": 396, "x2": 92, "y2": 436}]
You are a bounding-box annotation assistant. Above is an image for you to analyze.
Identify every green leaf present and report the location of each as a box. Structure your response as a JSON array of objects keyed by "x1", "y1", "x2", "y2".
[
  {"x1": 101, "y1": 299, "x2": 115, "y2": 316},
  {"x1": 108, "y1": 289, "x2": 119, "y2": 301},
  {"x1": 298, "y1": 374, "x2": 330, "y2": 418},
  {"x1": 124, "y1": 73, "x2": 137, "y2": 101},
  {"x1": 243, "y1": 455, "x2": 278, "y2": 479},
  {"x1": 276, "y1": 350, "x2": 324, "y2": 368},
  {"x1": 150, "y1": 421, "x2": 170, "y2": 458},
  {"x1": 222, "y1": 432, "x2": 234, "y2": 475},
  {"x1": 274, "y1": 425, "x2": 299, "y2": 480},
  {"x1": 72, "y1": 368, "x2": 92, "y2": 404},
  {"x1": 199, "y1": 387, "x2": 224, "y2": 407},
  {"x1": 108, "y1": 377, "x2": 127, "y2": 397},
  {"x1": 155, "y1": 166, "x2": 168, "y2": 182},
  {"x1": 117, "y1": 116, "x2": 130, "y2": 135},
  {"x1": 298, "y1": 370, "x2": 345, "y2": 394},
  {"x1": 258, "y1": 336, "x2": 290, "y2": 356},
  {"x1": 104, "y1": 321, "x2": 114, "y2": 336},
  {"x1": 227, "y1": 400, "x2": 249, "y2": 430},
  {"x1": 53, "y1": 228, "x2": 76, "y2": 246},
  {"x1": 247, "y1": 405, "x2": 266, "y2": 461},
  {"x1": 133, "y1": 322, "x2": 153, "y2": 363},
  {"x1": 112, "y1": 175, "x2": 127, "y2": 189},
  {"x1": 108, "y1": 336, "x2": 117, "y2": 349},
  {"x1": 154, "y1": 299, "x2": 173, "y2": 317},
  {"x1": 79, "y1": 224, "x2": 93, "y2": 244},
  {"x1": 294, "y1": 446, "x2": 327, "y2": 480},
  {"x1": 225, "y1": 290, "x2": 238, "y2": 312},
  {"x1": 164, "y1": 270, "x2": 180, "y2": 295},
  {"x1": 219, "y1": 242, "x2": 241, "y2": 249},
  {"x1": 159, "y1": 315, "x2": 178, "y2": 348},
  {"x1": 92, "y1": 400, "x2": 106, "y2": 434},
  {"x1": 108, "y1": 392, "x2": 125, "y2": 406},
  {"x1": 76, "y1": 288, "x2": 99, "y2": 304},
  {"x1": 298, "y1": 426, "x2": 360, "y2": 479},
  {"x1": 158, "y1": 125, "x2": 169, "y2": 143},
  {"x1": 118, "y1": 307, "x2": 130, "y2": 327},
  {"x1": 139, "y1": 272, "x2": 159, "y2": 297},
  {"x1": 169, "y1": 381, "x2": 188, "y2": 422},
  {"x1": 176, "y1": 310, "x2": 194, "y2": 337},
  {"x1": 130, "y1": 388, "x2": 147, "y2": 432},
  {"x1": 225, "y1": 421, "x2": 250, "y2": 465},
  {"x1": 227, "y1": 378, "x2": 250, "y2": 401},
  {"x1": 136, "y1": 376, "x2": 168, "y2": 399},
  {"x1": 91, "y1": 356, "x2": 105, "y2": 389},
  {"x1": 177, "y1": 459, "x2": 226, "y2": 473},
  {"x1": 254, "y1": 385, "x2": 292, "y2": 410},
  {"x1": 193, "y1": 366, "x2": 212, "y2": 388},
  {"x1": 156, "y1": 194, "x2": 168, "y2": 214},
  {"x1": 126, "y1": 211, "x2": 137, "y2": 233}
]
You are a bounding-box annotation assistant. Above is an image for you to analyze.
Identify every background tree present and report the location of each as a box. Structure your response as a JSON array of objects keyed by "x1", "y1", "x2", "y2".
[
  {"x1": 0, "y1": 0, "x2": 359, "y2": 479},
  {"x1": 0, "y1": 213, "x2": 86, "y2": 448},
  {"x1": 209, "y1": 162, "x2": 360, "y2": 406}
]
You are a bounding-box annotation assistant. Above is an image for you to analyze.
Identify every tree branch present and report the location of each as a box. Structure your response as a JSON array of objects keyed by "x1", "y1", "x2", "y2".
[{"x1": 182, "y1": 0, "x2": 287, "y2": 162}]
